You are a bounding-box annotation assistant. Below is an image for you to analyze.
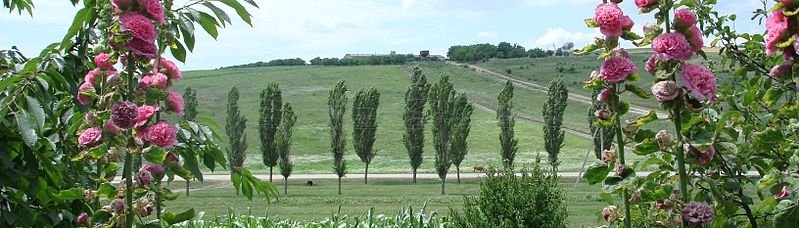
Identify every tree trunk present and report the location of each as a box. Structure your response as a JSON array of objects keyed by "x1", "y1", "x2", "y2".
[
  {"x1": 269, "y1": 166, "x2": 273, "y2": 182},
  {"x1": 284, "y1": 177, "x2": 288, "y2": 195},
  {"x1": 441, "y1": 178, "x2": 446, "y2": 195},
  {"x1": 364, "y1": 163, "x2": 369, "y2": 184},
  {"x1": 185, "y1": 180, "x2": 190, "y2": 196},
  {"x1": 412, "y1": 169, "x2": 417, "y2": 184},
  {"x1": 338, "y1": 177, "x2": 342, "y2": 195},
  {"x1": 456, "y1": 166, "x2": 461, "y2": 183}
]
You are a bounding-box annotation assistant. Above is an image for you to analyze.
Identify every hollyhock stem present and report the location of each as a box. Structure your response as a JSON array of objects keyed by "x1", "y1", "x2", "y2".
[
  {"x1": 123, "y1": 145, "x2": 134, "y2": 227},
  {"x1": 611, "y1": 84, "x2": 632, "y2": 228},
  {"x1": 674, "y1": 106, "x2": 689, "y2": 204}
]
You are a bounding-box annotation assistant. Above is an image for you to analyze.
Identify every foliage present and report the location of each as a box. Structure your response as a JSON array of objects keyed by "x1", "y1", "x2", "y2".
[
  {"x1": 449, "y1": 93, "x2": 473, "y2": 183},
  {"x1": 352, "y1": 87, "x2": 380, "y2": 184},
  {"x1": 497, "y1": 80, "x2": 518, "y2": 168},
  {"x1": 403, "y1": 66, "x2": 430, "y2": 183},
  {"x1": 328, "y1": 80, "x2": 348, "y2": 195},
  {"x1": 543, "y1": 77, "x2": 568, "y2": 173},
  {"x1": 259, "y1": 83, "x2": 282, "y2": 181},
  {"x1": 226, "y1": 86, "x2": 247, "y2": 172},
  {"x1": 447, "y1": 42, "x2": 528, "y2": 61},
  {"x1": 310, "y1": 54, "x2": 425, "y2": 66},
  {"x1": 429, "y1": 74, "x2": 458, "y2": 194},
  {"x1": 221, "y1": 58, "x2": 307, "y2": 69},
  {"x1": 449, "y1": 165, "x2": 568, "y2": 228},
  {"x1": 183, "y1": 87, "x2": 198, "y2": 121},
  {"x1": 277, "y1": 103, "x2": 296, "y2": 194}
]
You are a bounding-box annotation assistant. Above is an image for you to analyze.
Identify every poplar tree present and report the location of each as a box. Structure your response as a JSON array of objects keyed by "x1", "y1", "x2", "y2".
[
  {"x1": 352, "y1": 88, "x2": 380, "y2": 184},
  {"x1": 403, "y1": 66, "x2": 430, "y2": 184},
  {"x1": 328, "y1": 80, "x2": 348, "y2": 195},
  {"x1": 543, "y1": 77, "x2": 568, "y2": 174},
  {"x1": 497, "y1": 80, "x2": 518, "y2": 169},
  {"x1": 277, "y1": 103, "x2": 296, "y2": 195},
  {"x1": 429, "y1": 74, "x2": 456, "y2": 194},
  {"x1": 259, "y1": 83, "x2": 282, "y2": 182},
  {"x1": 450, "y1": 93, "x2": 472, "y2": 183},
  {"x1": 226, "y1": 86, "x2": 248, "y2": 195},
  {"x1": 182, "y1": 87, "x2": 198, "y2": 195}
]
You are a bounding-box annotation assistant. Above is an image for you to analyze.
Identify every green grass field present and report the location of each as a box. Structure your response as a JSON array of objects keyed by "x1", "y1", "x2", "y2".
[
  {"x1": 166, "y1": 178, "x2": 603, "y2": 226},
  {"x1": 175, "y1": 64, "x2": 606, "y2": 174}
]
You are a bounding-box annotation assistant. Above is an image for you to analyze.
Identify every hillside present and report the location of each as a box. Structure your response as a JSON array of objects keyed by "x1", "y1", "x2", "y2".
[{"x1": 175, "y1": 64, "x2": 625, "y2": 174}]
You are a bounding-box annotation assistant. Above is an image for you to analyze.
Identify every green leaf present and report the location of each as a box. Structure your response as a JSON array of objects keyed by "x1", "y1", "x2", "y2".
[
  {"x1": 719, "y1": 110, "x2": 743, "y2": 123},
  {"x1": 91, "y1": 209, "x2": 113, "y2": 225},
  {"x1": 16, "y1": 109, "x2": 38, "y2": 149},
  {"x1": 87, "y1": 146, "x2": 109, "y2": 159},
  {"x1": 574, "y1": 43, "x2": 599, "y2": 55},
  {"x1": 203, "y1": 2, "x2": 232, "y2": 26},
  {"x1": 61, "y1": 7, "x2": 89, "y2": 50},
  {"x1": 242, "y1": 176, "x2": 253, "y2": 199},
  {"x1": 617, "y1": 102, "x2": 630, "y2": 116},
  {"x1": 603, "y1": 176, "x2": 624, "y2": 193},
  {"x1": 25, "y1": 95, "x2": 45, "y2": 131},
  {"x1": 143, "y1": 146, "x2": 166, "y2": 164},
  {"x1": 220, "y1": 0, "x2": 253, "y2": 26},
  {"x1": 97, "y1": 183, "x2": 116, "y2": 199},
  {"x1": 630, "y1": 111, "x2": 658, "y2": 127},
  {"x1": 774, "y1": 201, "x2": 799, "y2": 228},
  {"x1": 758, "y1": 171, "x2": 780, "y2": 190},
  {"x1": 585, "y1": 18, "x2": 598, "y2": 28},
  {"x1": 625, "y1": 84, "x2": 652, "y2": 99},
  {"x1": 584, "y1": 163, "x2": 611, "y2": 185},
  {"x1": 634, "y1": 139, "x2": 660, "y2": 155},
  {"x1": 197, "y1": 12, "x2": 219, "y2": 39},
  {"x1": 162, "y1": 208, "x2": 195, "y2": 225},
  {"x1": 621, "y1": 30, "x2": 644, "y2": 41},
  {"x1": 756, "y1": 198, "x2": 778, "y2": 214},
  {"x1": 56, "y1": 187, "x2": 83, "y2": 201},
  {"x1": 764, "y1": 87, "x2": 784, "y2": 107},
  {"x1": 170, "y1": 42, "x2": 187, "y2": 63},
  {"x1": 231, "y1": 172, "x2": 242, "y2": 194}
]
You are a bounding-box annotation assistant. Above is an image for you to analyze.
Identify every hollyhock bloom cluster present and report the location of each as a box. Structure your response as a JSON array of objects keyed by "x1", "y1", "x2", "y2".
[
  {"x1": 136, "y1": 105, "x2": 159, "y2": 127},
  {"x1": 681, "y1": 202, "x2": 714, "y2": 225},
  {"x1": 600, "y1": 57, "x2": 638, "y2": 83},
  {"x1": 652, "y1": 33, "x2": 694, "y2": 61},
  {"x1": 766, "y1": 10, "x2": 789, "y2": 55},
  {"x1": 78, "y1": 128, "x2": 103, "y2": 147},
  {"x1": 680, "y1": 64, "x2": 717, "y2": 102},
  {"x1": 652, "y1": 80, "x2": 680, "y2": 102},
  {"x1": 775, "y1": 186, "x2": 791, "y2": 200},
  {"x1": 139, "y1": 121, "x2": 178, "y2": 148},
  {"x1": 120, "y1": 12, "x2": 156, "y2": 42},
  {"x1": 112, "y1": 101, "x2": 139, "y2": 129},
  {"x1": 166, "y1": 90, "x2": 185, "y2": 116},
  {"x1": 594, "y1": 3, "x2": 633, "y2": 37}
]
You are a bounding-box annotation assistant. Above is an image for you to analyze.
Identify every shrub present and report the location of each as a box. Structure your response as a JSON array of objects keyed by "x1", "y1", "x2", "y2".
[
  {"x1": 449, "y1": 164, "x2": 568, "y2": 227},
  {"x1": 506, "y1": 69, "x2": 512, "y2": 74}
]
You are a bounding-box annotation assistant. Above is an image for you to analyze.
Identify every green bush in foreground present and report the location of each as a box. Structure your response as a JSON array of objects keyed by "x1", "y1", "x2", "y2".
[{"x1": 450, "y1": 165, "x2": 568, "y2": 228}]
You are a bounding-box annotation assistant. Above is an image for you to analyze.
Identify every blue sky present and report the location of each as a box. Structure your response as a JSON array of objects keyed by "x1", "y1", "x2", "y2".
[{"x1": 1, "y1": 0, "x2": 765, "y2": 70}]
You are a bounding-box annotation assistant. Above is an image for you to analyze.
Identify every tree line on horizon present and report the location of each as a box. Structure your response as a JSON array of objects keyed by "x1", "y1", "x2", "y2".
[{"x1": 447, "y1": 41, "x2": 576, "y2": 62}]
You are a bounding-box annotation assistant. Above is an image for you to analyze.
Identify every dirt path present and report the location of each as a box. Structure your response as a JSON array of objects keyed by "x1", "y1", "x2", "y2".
[{"x1": 446, "y1": 61, "x2": 669, "y2": 119}]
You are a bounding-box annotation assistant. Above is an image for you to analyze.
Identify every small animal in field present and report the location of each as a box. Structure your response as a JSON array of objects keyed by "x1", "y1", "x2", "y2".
[
  {"x1": 472, "y1": 165, "x2": 485, "y2": 173},
  {"x1": 306, "y1": 181, "x2": 314, "y2": 186}
]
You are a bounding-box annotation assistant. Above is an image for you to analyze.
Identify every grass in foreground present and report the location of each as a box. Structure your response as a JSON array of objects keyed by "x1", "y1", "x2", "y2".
[{"x1": 166, "y1": 178, "x2": 604, "y2": 227}]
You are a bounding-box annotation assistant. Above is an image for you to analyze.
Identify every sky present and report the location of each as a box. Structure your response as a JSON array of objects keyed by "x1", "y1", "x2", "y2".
[{"x1": 1, "y1": 0, "x2": 767, "y2": 70}]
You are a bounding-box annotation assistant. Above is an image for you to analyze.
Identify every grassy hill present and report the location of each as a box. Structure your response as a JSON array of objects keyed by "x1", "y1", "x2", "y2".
[{"x1": 175, "y1": 64, "x2": 619, "y2": 174}]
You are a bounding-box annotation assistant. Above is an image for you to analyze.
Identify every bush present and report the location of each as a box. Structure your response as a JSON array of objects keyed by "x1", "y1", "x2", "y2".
[
  {"x1": 449, "y1": 164, "x2": 568, "y2": 227},
  {"x1": 506, "y1": 69, "x2": 512, "y2": 74}
]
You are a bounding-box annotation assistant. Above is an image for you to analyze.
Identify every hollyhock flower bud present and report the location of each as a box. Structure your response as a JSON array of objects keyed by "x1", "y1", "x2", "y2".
[
  {"x1": 602, "y1": 146, "x2": 617, "y2": 164},
  {"x1": 140, "y1": 163, "x2": 165, "y2": 179},
  {"x1": 112, "y1": 101, "x2": 139, "y2": 129},
  {"x1": 594, "y1": 3, "x2": 628, "y2": 37},
  {"x1": 94, "y1": 53, "x2": 114, "y2": 70},
  {"x1": 623, "y1": 120, "x2": 639, "y2": 137},
  {"x1": 136, "y1": 105, "x2": 159, "y2": 127},
  {"x1": 643, "y1": 22, "x2": 662, "y2": 35},
  {"x1": 681, "y1": 202, "x2": 714, "y2": 225},
  {"x1": 610, "y1": 48, "x2": 629, "y2": 58},
  {"x1": 597, "y1": 88, "x2": 612, "y2": 103},
  {"x1": 687, "y1": 25, "x2": 704, "y2": 52},
  {"x1": 140, "y1": 121, "x2": 178, "y2": 148},
  {"x1": 110, "y1": 199, "x2": 125, "y2": 214},
  {"x1": 645, "y1": 55, "x2": 657, "y2": 74},
  {"x1": 83, "y1": 189, "x2": 96, "y2": 203},
  {"x1": 674, "y1": 9, "x2": 697, "y2": 28},
  {"x1": 84, "y1": 68, "x2": 101, "y2": 85},
  {"x1": 165, "y1": 152, "x2": 179, "y2": 167},
  {"x1": 106, "y1": 71, "x2": 121, "y2": 86},
  {"x1": 166, "y1": 90, "x2": 185, "y2": 116},
  {"x1": 614, "y1": 163, "x2": 628, "y2": 177},
  {"x1": 78, "y1": 128, "x2": 103, "y2": 147},
  {"x1": 158, "y1": 59, "x2": 182, "y2": 79},
  {"x1": 602, "y1": 205, "x2": 619, "y2": 223},
  {"x1": 595, "y1": 109, "x2": 612, "y2": 121},
  {"x1": 680, "y1": 64, "x2": 717, "y2": 103},
  {"x1": 76, "y1": 212, "x2": 89, "y2": 225},
  {"x1": 652, "y1": 33, "x2": 693, "y2": 61},
  {"x1": 600, "y1": 57, "x2": 638, "y2": 83},
  {"x1": 77, "y1": 82, "x2": 94, "y2": 105},
  {"x1": 655, "y1": 199, "x2": 669, "y2": 209},
  {"x1": 635, "y1": 0, "x2": 658, "y2": 9},
  {"x1": 652, "y1": 80, "x2": 681, "y2": 102},
  {"x1": 138, "y1": 0, "x2": 166, "y2": 25},
  {"x1": 655, "y1": 130, "x2": 674, "y2": 149},
  {"x1": 135, "y1": 200, "x2": 155, "y2": 217},
  {"x1": 136, "y1": 169, "x2": 153, "y2": 187},
  {"x1": 699, "y1": 146, "x2": 715, "y2": 165},
  {"x1": 775, "y1": 186, "x2": 791, "y2": 200},
  {"x1": 770, "y1": 61, "x2": 793, "y2": 79},
  {"x1": 120, "y1": 12, "x2": 156, "y2": 42}
]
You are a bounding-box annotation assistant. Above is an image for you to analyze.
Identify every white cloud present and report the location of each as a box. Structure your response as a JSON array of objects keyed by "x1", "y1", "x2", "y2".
[
  {"x1": 522, "y1": 0, "x2": 595, "y2": 7},
  {"x1": 531, "y1": 28, "x2": 600, "y2": 49}
]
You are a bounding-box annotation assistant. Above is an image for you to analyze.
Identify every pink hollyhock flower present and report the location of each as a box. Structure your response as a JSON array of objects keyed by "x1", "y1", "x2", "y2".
[
  {"x1": 594, "y1": 3, "x2": 627, "y2": 37},
  {"x1": 770, "y1": 61, "x2": 794, "y2": 79},
  {"x1": 76, "y1": 212, "x2": 89, "y2": 225},
  {"x1": 652, "y1": 33, "x2": 694, "y2": 61},
  {"x1": 674, "y1": 9, "x2": 697, "y2": 27},
  {"x1": 600, "y1": 57, "x2": 638, "y2": 83},
  {"x1": 78, "y1": 128, "x2": 103, "y2": 147},
  {"x1": 687, "y1": 25, "x2": 704, "y2": 52},
  {"x1": 119, "y1": 12, "x2": 156, "y2": 42},
  {"x1": 680, "y1": 64, "x2": 717, "y2": 102},
  {"x1": 136, "y1": 105, "x2": 159, "y2": 127},
  {"x1": 645, "y1": 55, "x2": 657, "y2": 74},
  {"x1": 597, "y1": 88, "x2": 612, "y2": 103},
  {"x1": 77, "y1": 82, "x2": 93, "y2": 105},
  {"x1": 652, "y1": 80, "x2": 681, "y2": 102},
  {"x1": 136, "y1": 169, "x2": 153, "y2": 187},
  {"x1": 140, "y1": 121, "x2": 178, "y2": 148},
  {"x1": 105, "y1": 121, "x2": 121, "y2": 135},
  {"x1": 138, "y1": 75, "x2": 153, "y2": 90},
  {"x1": 635, "y1": 0, "x2": 657, "y2": 8},
  {"x1": 138, "y1": 0, "x2": 166, "y2": 25},
  {"x1": 775, "y1": 186, "x2": 791, "y2": 200},
  {"x1": 84, "y1": 68, "x2": 101, "y2": 85},
  {"x1": 158, "y1": 59, "x2": 182, "y2": 79},
  {"x1": 94, "y1": 53, "x2": 114, "y2": 70},
  {"x1": 166, "y1": 90, "x2": 185, "y2": 116},
  {"x1": 698, "y1": 146, "x2": 715, "y2": 165},
  {"x1": 766, "y1": 10, "x2": 789, "y2": 55},
  {"x1": 140, "y1": 163, "x2": 165, "y2": 177},
  {"x1": 681, "y1": 202, "x2": 714, "y2": 225},
  {"x1": 595, "y1": 109, "x2": 611, "y2": 121},
  {"x1": 111, "y1": 101, "x2": 139, "y2": 129},
  {"x1": 151, "y1": 73, "x2": 169, "y2": 89},
  {"x1": 127, "y1": 38, "x2": 157, "y2": 59},
  {"x1": 106, "y1": 71, "x2": 122, "y2": 86}
]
